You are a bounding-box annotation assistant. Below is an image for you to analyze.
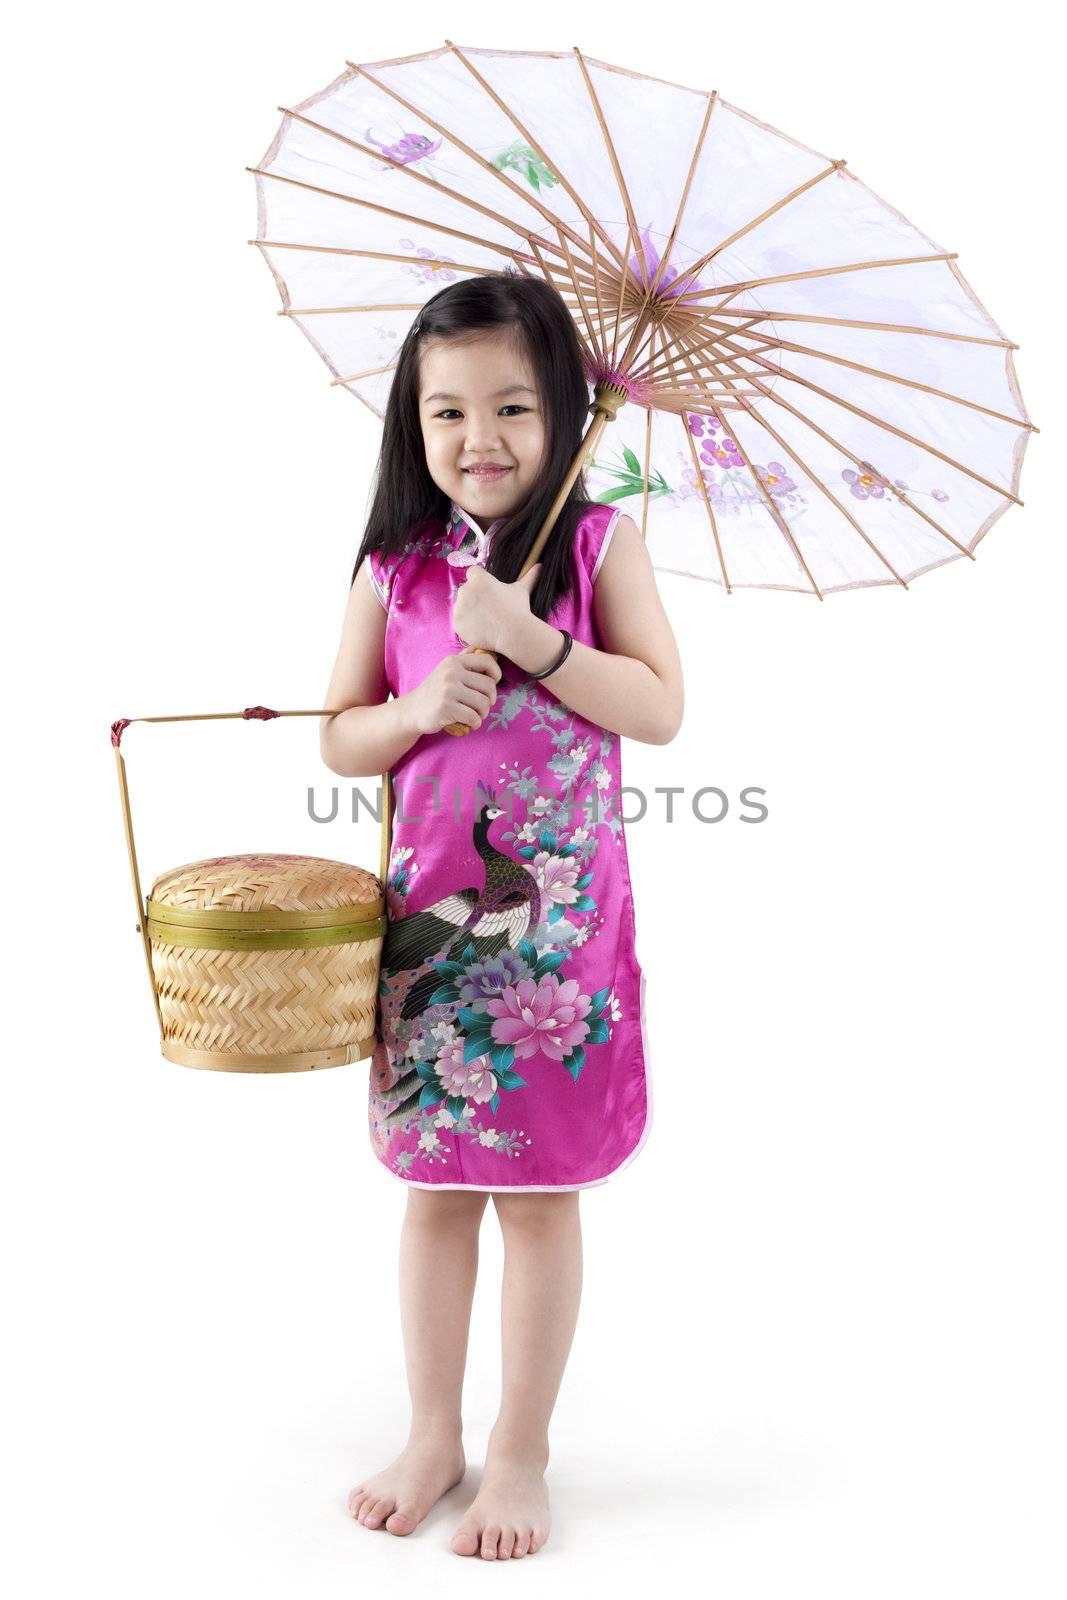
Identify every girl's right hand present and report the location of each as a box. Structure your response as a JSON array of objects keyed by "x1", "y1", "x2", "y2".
[{"x1": 404, "y1": 650, "x2": 503, "y2": 736}]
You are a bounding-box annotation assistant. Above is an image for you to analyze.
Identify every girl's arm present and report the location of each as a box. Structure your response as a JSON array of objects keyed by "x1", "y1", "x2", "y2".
[
  {"x1": 319, "y1": 563, "x2": 422, "y2": 777},
  {"x1": 506, "y1": 516, "x2": 685, "y2": 745},
  {"x1": 320, "y1": 563, "x2": 504, "y2": 774}
]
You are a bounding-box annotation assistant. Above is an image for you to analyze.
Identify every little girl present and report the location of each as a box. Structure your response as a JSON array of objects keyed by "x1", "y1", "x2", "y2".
[{"x1": 320, "y1": 272, "x2": 684, "y2": 1560}]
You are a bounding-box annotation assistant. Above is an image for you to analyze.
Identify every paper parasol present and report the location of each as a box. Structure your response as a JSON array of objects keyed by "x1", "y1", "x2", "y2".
[{"x1": 249, "y1": 43, "x2": 1035, "y2": 603}]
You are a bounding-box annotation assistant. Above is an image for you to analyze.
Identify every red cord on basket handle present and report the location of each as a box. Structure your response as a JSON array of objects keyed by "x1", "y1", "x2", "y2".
[{"x1": 111, "y1": 707, "x2": 282, "y2": 748}]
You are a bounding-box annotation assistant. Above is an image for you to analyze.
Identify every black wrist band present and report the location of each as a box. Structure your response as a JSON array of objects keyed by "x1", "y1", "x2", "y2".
[{"x1": 527, "y1": 628, "x2": 573, "y2": 681}]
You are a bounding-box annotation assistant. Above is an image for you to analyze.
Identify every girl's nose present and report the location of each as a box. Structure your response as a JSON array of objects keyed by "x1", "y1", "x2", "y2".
[{"x1": 463, "y1": 416, "x2": 504, "y2": 450}]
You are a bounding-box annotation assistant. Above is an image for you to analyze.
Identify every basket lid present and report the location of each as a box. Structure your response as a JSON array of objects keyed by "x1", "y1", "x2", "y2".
[{"x1": 148, "y1": 853, "x2": 382, "y2": 915}]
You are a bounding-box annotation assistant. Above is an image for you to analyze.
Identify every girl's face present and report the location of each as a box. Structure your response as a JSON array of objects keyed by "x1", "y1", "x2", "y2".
[{"x1": 418, "y1": 328, "x2": 546, "y2": 522}]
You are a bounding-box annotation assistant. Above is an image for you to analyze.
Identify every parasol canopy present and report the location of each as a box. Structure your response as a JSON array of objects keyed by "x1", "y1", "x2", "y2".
[{"x1": 249, "y1": 43, "x2": 1034, "y2": 597}]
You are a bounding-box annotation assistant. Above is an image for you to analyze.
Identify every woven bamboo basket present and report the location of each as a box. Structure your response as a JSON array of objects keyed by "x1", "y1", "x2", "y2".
[{"x1": 111, "y1": 704, "x2": 392, "y2": 1073}]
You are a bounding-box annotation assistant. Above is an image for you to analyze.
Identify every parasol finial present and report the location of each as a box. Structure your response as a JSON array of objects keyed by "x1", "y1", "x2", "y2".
[
  {"x1": 590, "y1": 380, "x2": 630, "y2": 421},
  {"x1": 582, "y1": 351, "x2": 655, "y2": 416}
]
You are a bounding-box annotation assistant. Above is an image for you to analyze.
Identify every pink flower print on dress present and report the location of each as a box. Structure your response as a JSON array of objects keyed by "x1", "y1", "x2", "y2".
[
  {"x1": 487, "y1": 976, "x2": 592, "y2": 1064},
  {"x1": 436, "y1": 1040, "x2": 498, "y2": 1103},
  {"x1": 532, "y1": 849, "x2": 582, "y2": 913}
]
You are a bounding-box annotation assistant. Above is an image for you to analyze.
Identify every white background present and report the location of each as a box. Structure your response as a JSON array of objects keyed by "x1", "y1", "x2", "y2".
[{"x1": 5, "y1": 3, "x2": 1063, "y2": 1595}]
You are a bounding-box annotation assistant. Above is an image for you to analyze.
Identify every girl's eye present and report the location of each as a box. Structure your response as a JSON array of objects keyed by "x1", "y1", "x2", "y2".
[{"x1": 433, "y1": 406, "x2": 529, "y2": 420}]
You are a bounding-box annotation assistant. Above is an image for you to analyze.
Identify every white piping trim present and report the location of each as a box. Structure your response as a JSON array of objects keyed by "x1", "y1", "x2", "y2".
[
  {"x1": 366, "y1": 557, "x2": 390, "y2": 612},
  {"x1": 590, "y1": 506, "x2": 624, "y2": 585}
]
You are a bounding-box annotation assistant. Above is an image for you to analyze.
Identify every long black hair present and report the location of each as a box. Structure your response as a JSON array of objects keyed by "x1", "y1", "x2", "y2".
[{"x1": 351, "y1": 271, "x2": 595, "y2": 623}]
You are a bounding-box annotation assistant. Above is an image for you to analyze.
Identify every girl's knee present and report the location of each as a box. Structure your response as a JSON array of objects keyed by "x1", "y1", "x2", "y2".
[
  {"x1": 405, "y1": 1188, "x2": 489, "y2": 1226},
  {"x1": 491, "y1": 1190, "x2": 579, "y2": 1229}
]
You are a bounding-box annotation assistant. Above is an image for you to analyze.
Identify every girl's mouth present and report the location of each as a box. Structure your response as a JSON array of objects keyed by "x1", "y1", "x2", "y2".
[{"x1": 463, "y1": 466, "x2": 512, "y2": 482}]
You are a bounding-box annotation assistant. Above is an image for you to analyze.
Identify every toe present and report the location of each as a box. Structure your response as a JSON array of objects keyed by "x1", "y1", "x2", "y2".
[
  {"x1": 346, "y1": 1489, "x2": 366, "y2": 1517},
  {"x1": 385, "y1": 1506, "x2": 418, "y2": 1536},
  {"x1": 513, "y1": 1533, "x2": 531, "y2": 1558},
  {"x1": 481, "y1": 1523, "x2": 502, "y2": 1560},
  {"x1": 451, "y1": 1522, "x2": 481, "y2": 1557},
  {"x1": 363, "y1": 1497, "x2": 392, "y2": 1529},
  {"x1": 498, "y1": 1527, "x2": 516, "y2": 1559}
]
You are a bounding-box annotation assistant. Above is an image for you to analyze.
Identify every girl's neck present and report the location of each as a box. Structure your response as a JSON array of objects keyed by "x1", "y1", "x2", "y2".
[{"x1": 453, "y1": 501, "x2": 509, "y2": 537}]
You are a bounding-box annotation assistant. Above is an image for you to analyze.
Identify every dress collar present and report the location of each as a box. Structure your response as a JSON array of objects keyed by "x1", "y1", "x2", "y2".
[{"x1": 447, "y1": 501, "x2": 507, "y2": 565}]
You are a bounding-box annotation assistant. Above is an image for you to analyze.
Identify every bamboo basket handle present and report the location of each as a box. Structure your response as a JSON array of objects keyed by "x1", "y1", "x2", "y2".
[
  {"x1": 110, "y1": 706, "x2": 393, "y2": 1038},
  {"x1": 443, "y1": 384, "x2": 625, "y2": 736}
]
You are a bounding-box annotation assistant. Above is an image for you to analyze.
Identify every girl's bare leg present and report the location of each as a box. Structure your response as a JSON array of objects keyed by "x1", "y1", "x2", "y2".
[
  {"x1": 349, "y1": 1188, "x2": 489, "y2": 1536},
  {"x1": 451, "y1": 1191, "x2": 583, "y2": 1560}
]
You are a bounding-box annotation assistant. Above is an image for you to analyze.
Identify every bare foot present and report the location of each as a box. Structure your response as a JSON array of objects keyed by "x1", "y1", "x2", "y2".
[
  {"x1": 450, "y1": 1433, "x2": 551, "y2": 1559},
  {"x1": 348, "y1": 1429, "x2": 466, "y2": 1536}
]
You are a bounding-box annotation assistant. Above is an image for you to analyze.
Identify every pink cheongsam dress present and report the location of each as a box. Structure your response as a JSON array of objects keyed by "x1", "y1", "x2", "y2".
[{"x1": 365, "y1": 498, "x2": 652, "y2": 1190}]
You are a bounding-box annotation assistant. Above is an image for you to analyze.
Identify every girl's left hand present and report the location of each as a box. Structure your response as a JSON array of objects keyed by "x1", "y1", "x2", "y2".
[{"x1": 452, "y1": 563, "x2": 541, "y2": 656}]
